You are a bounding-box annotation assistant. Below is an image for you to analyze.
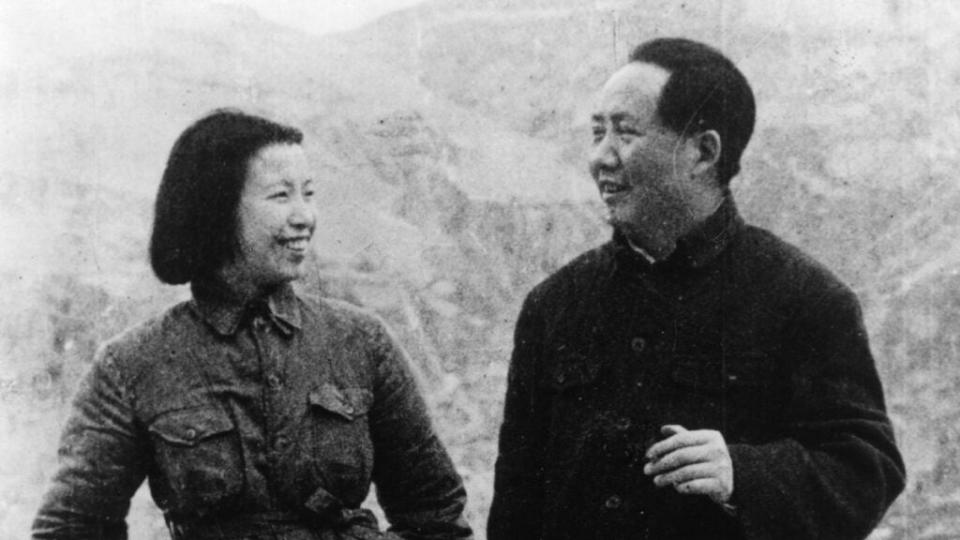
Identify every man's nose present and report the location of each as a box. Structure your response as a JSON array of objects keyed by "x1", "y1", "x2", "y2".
[{"x1": 589, "y1": 134, "x2": 620, "y2": 171}]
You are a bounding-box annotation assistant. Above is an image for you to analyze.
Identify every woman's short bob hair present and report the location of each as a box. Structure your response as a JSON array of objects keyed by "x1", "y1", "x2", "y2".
[{"x1": 149, "y1": 109, "x2": 303, "y2": 285}]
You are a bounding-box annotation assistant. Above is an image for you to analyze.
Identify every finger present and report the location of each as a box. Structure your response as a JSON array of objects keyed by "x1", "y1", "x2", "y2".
[
  {"x1": 675, "y1": 477, "x2": 734, "y2": 505},
  {"x1": 651, "y1": 462, "x2": 719, "y2": 487},
  {"x1": 674, "y1": 478, "x2": 723, "y2": 498},
  {"x1": 661, "y1": 424, "x2": 688, "y2": 437},
  {"x1": 645, "y1": 434, "x2": 693, "y2": 462},
  {"x1": 644, "y1": 445, "x2": 714, "y2": 476},
  {"x1": 645, "y1": 430, "x2": 716, "y2": 462}
]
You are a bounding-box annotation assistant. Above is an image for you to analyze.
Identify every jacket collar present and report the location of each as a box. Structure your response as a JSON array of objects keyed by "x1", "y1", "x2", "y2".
[
  {"x1": 190, "y1": 279, "x2": 302, "y2": 337},
  {"x1": 611, "y1": 194, "x2": 744, "y2": 273}
]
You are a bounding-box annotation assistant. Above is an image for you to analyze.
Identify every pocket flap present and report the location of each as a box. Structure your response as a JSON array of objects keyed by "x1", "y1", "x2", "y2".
[
  {"x1": 148, "y1": 406, "x2": 234, "y2": 446},
  {"x1": 304, "y1": 484, "x2": 344, "y2": 516},
  {"x1": 542, "y1": 351, "x2": 600, "y2": 391},
  {"x1": 308, "y1": 384, "x2": 373, "y2": 421}
]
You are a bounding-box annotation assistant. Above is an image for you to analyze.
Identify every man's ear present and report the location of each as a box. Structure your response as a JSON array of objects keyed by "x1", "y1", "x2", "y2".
[{"x1": 692, "y1": 129, "x2": 721, "y2": 176}]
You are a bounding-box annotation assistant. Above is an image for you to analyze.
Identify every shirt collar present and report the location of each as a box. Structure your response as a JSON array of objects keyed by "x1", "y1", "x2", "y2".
[
  {"x1": 625, "y1": 238, "x2": 658, "y2": 264},
  {"x1": 611, "y1": 194, "x2": 744, "y2": 273},
  {"x1": 190, "y1": 279, "x2": 302, "y2": 337}
]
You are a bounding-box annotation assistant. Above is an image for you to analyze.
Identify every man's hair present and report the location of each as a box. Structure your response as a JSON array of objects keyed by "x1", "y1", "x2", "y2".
[
  {"x1": 630, "y1": 38, "x2": 755, "y2": 185},
  {"x1": 149, "y1": 108, "x2": 303, "y2": 285}
]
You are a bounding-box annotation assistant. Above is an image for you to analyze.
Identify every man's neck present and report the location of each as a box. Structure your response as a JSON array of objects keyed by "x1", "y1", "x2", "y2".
[
  {"x1": 625, "y1": 194, "x2": 726, "y2": 261},
  {"x1": 625, "y1": 237, "x2": 658, "y2": 263}
]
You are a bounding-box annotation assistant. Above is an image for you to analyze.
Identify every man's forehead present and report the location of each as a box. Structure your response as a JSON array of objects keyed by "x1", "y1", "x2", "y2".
[
  {"x1": 604, "y1": 62, "x2": 669, "y2": 92},
  {"x1": 592, "y1": 62, "x2": 669, "y2": 117}
]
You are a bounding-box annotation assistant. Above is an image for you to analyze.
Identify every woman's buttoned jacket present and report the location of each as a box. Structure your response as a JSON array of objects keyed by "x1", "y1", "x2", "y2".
[{"x1": 33, "y1": 283, "x2": 472, "y2": 540}]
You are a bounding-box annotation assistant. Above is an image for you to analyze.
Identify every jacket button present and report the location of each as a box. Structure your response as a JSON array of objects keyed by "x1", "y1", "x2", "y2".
[
  {"x1": 273, "y1": 436, "x2": 289, "y2": 451},
  {"x1": 556, "y1": 372, "x2": 566, "y2": 384},
  {"x1": 604, "y1": 495, "x2": 622, "y2": 509},
  {"x1": 614, "y1": 417, "x2": 631, "y2": 430},
  {"x1": 184, "y1": 428, "x2": 197, "y2": 441},
  {"x1": 266, "y1": 373, "x2": 281, "y2": 389},
  {"x1": 631, "y1": 337, "x2": 646, "y2": 353}
]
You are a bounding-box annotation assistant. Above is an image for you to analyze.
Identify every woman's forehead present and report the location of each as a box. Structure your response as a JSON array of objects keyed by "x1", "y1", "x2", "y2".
[{"x1": 244, "y1": 143, "x2": 308, "y2": 186}]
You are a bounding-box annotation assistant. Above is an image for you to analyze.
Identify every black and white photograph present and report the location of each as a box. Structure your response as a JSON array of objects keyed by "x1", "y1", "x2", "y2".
[{"x1": 1, "y1": 1, "x2": 957, "y2": 538}]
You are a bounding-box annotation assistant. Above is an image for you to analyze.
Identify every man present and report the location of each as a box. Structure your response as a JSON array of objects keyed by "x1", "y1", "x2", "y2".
[{"x1": 487, "y1": 38, "x2": 905, "y2": 540}]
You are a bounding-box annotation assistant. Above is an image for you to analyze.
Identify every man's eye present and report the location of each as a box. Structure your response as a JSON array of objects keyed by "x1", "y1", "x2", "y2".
[
  {"x1": 591, "y1": 128, "x2": 605, "y2": 142},
  {"x1": 269, "y1": 191, "x2": 289, "y2": 200}
]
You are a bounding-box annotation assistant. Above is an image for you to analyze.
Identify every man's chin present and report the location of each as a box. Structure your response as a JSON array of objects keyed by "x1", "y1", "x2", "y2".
[
  {"x1": 608, "y1": 220, "x2": 637, "y2": 243},
  {"x1": 605, "y1": 212, "x2": 637, "y2": 234},
  {"x1": 608, "y1": 220, "x2": 652, "y2": 246}
]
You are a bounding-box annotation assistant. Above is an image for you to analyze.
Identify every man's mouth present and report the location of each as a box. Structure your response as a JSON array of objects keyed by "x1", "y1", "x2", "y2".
[
  {"x1": 598, "y1": 180, "x2": 629, "y2": 197},
  {"x1": 279, "y1": 236, "x2": 311, "y2": 252}
]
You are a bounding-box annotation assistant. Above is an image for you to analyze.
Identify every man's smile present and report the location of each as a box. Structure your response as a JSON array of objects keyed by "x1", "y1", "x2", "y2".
[
  {"x1": 597, "y1": 178, "x2": 631, "y2": 204},
  {"x1": 278, "y1": 235, "x2": 311, "y2": 253}
]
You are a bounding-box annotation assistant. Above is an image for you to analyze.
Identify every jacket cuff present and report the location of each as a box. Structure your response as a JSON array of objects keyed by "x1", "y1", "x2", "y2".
[{"x1": 727, "y1": 442, "x2": 786, "y2": 539}]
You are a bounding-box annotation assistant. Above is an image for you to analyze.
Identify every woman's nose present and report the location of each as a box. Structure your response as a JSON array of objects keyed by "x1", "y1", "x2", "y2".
[{"x1": 288, "y1": 195, "x2": 316, "y2": 229}]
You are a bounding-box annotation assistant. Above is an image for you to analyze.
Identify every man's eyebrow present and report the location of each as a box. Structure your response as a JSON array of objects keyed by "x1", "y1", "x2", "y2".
[{"x1": 592, "y1": 112, "x2": 634, "y2": 123}]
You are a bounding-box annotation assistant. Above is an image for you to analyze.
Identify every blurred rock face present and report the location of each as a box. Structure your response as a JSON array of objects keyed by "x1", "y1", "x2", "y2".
[{"x1": 2, "y1": 0, "x2": 959, "y2": 538}]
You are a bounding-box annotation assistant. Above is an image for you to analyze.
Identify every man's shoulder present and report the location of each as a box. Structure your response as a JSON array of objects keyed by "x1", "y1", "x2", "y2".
[
  {"x1": 737, "y1": 224, "x2": 855, "y2": 300},
  {"x1": 529, "y1": 243, "x2": 613, "y2": 298}
]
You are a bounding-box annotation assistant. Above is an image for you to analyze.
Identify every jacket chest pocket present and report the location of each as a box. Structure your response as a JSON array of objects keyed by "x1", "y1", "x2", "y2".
[
  {"x1": 538, "y1": 350, "x2": 602, "y2": 466},
  {"x1": 669, "y1": 353, "x2": 779, "y2": 433},
  {"x1": 148, "y1": 406, "x2": 243, "y2": 513},
  {"x1": 543, "y1": 351, "x2": 601, "y2": 392},
  {"x1": 305, "y1": 384, "x2": 374, "y2": 497}
]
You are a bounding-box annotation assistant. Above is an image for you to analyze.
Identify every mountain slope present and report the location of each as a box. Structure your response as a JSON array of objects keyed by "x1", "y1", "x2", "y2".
[{"x1": 2, "y1": 1, "x2": 959, "y2": 538}]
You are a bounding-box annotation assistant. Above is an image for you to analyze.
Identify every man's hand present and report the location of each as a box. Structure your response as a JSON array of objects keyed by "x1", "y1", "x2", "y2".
[{"x1": 643, "y1": 425, "x2": 734, "y2": 505}]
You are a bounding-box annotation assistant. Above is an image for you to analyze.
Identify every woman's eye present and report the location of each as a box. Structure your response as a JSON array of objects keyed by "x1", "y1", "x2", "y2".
[{"x1": 269, "y1": 191, "x2": 289, "y2": 200}]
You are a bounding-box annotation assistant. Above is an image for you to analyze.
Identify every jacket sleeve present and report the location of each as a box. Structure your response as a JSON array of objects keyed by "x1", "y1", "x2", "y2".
[
  {"x1": 366, "y1": 320, "x2": 473, "y2": 540},
  {"x1": 32, "y1": 346, "x2": 148, "y2": 540},
  {"x1": 729, "y1": 281, "x2": 906, "y2": 540},
  {"x1": 487, "y1": 291, "x2": 548, "y2": 540}
]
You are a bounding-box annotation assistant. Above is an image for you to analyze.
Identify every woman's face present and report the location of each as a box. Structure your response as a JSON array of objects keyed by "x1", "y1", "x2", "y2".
[{"x1": 230, "y1": 143, "x2": 316, "y2": 292}]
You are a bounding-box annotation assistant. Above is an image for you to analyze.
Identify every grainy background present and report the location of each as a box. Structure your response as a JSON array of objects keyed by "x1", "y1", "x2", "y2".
[{"x1": 2, "y1": 1, "x2": 958, "y2": 538}]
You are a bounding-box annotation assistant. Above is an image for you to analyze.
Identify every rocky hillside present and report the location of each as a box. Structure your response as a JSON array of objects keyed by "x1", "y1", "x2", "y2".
[{"x1": 2, "y1": 0, "x2": 959, "y2": 538}]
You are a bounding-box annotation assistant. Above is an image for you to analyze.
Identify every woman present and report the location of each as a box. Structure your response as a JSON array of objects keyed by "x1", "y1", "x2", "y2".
[{"x1": 32, "y1": 109, "x2": 473, "y2": 540}]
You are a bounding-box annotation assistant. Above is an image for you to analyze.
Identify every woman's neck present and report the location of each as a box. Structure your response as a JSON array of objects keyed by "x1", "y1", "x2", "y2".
[{"x1": 214, "y1": 265, "x2": 279, "y2": 304}]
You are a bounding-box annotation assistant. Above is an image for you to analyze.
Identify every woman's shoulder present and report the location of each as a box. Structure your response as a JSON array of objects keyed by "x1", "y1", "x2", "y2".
[
  {"x1": 96, "y1": 300, "x2": 198, "y2": 373},
  {"x1": 296, "y1": 292, "x2": 388, "y2": 336},
  {"x1": 295, "y1": 293, "x2": 408, "y2": 371}
]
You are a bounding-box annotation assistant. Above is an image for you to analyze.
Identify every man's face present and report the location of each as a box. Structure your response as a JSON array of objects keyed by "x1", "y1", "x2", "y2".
[{"x1": 589, "y1": 62, "x2": 703, "y2": 242}]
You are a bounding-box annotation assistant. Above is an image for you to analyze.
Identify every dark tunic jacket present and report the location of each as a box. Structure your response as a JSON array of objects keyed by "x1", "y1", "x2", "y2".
[
  {"x1": 488, "y1": 198, "x2": 905, "y2": 540},
  {"x1": 33, "y1": 281, "x2": 473, "y2": 540}
]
